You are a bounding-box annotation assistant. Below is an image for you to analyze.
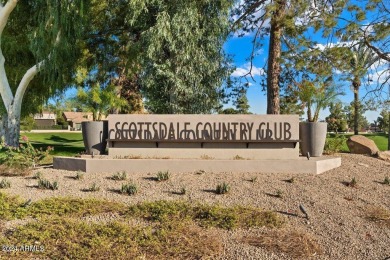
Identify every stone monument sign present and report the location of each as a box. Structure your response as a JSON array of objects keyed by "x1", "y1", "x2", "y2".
[{"x1": 107, "y1": 114, "x2": 299, "y2": 160}]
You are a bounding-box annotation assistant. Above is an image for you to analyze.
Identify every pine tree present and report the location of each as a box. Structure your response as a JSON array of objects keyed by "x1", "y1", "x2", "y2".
[
  {"x1": 326, "y1": 102, "x2": 348, "y2": 133},
  {"x1": 235, "y1": 89, "x2": 250, "y2": 114},
  {"x1": 232, "y1": 0, "x2": 345, "y2": 114}
]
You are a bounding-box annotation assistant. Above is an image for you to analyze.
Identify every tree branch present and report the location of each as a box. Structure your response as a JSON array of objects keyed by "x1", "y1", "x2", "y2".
[
  {"x1": 363, "y1": 38, "x2": 390, "y2": 62},
  {"x1": 13, "y1": 29, "x2": 61, "y2": 107},
  {"x1": 233, "y1": 0, "x2": 267, "y2": 28},
  {"x1": 14, "y1": 60, "x2": 44, "y2": 107},
  {"x1": 0, "y1": 0, "x2": 18, "y2": 36},
  {"x1": 0, "y1": 49, "x2": 13, "y2": 107}
]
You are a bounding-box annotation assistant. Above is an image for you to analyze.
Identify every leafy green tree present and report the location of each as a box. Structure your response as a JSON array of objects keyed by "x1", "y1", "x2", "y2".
[
  {"x1": 218, "y1": 108, "x2": 239, "y2": 114},
  {"x1": 280, "y1": 84, "x2": 304, "y2": 116},
  {"x1": 0, "y1": 0, "x2": 87, "y2": 146},
  {"x1": 75, "y1": 68, "x2": 128, "y2": 121},
  {"x1": 140, "y1": 0, "x2": 234, "y2": 114},
  {"x1": 344, "y1": 103, "x2": 369, "y2": 132},
  {"x1": 378, "y1": 109, "x2": 389, "y2": 133},
  {"x1": 326, "y1": 102, "x2": 348, "y2": 132},
  {"x1": 295, "y1": 77, "x2": 343, "y2": 122},
  {"x1": 234, "y1": 89, "x2": 250, "y2": 114},
  {"x1": 344, "y1": 43, "x2": 379, "y2": 134},
  {"x1": 78, "y1": 0, "x2": 234, "y2": 115},
  {"x1": 333, "y1": 1, "x2": 389, "y2": 122},
  {"x1": 77, "y1": 0, "x2": 147, "y2": 115},
  {"x1": 336, "y1": 1, "x2": 389, "y2": 66}
]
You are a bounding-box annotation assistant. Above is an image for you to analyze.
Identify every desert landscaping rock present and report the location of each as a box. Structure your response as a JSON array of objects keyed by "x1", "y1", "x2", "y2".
[
  {"x1": 346, "y1": 135, "x2": 379, "y2": 155},
  {"x1": 378, "y1": 151, "x2": 390, "y2": 162},
  {"x1": 1, "y1": 153, "x2": 390, "y2": 259}
]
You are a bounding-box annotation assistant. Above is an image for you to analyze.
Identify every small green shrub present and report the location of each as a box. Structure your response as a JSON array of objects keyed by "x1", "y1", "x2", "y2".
[
  {"x1": 75, "y1": 171, "x2": 84, "y2": 180},
  {"x1": 156, "y1": 171, "x2": 170, "y2": 181},
  {"x1": 0, "y1": 135, "x2": 53, "y2": 171},
  {"x1": 349, "y1": 177, "x2": 357, "y2": 188},
  {"x1": 34, "y1": 171, "x2": 43, "y2": 180},
  {"x1": 179, "y1": 187, "x2": 186, "y2": 195},
  {"x1": 383, "y1": 177, "x2": 390, "y2": 185},
  {"x1": 38, "y1": 179, "x2": 58, "y2": 190},
  {"x1": 275, "y1": 190, "x2": 283, "y2": 198},
  {"x1": 111, "y1": 171, "x2": 127, "y2": 181},
  {"x1": 0, "y1": 178, "x2": 11, "y2": 189},
  {"x1": 286, "y1": 177, "x2": 295, "y2": 183},
  {"x1": 121, "y1": 182, "x2": 137, "y2": 195},
  {"x1": 233, "y1": 155, "x2": 245, "y2": 160},
  {"x1": 128, "y1": 201, "x2": 283, "y2": 230},
  {"x1": 216, "y1": 182, "x2": 230, "y2": 194},
  {"x1": 324, "y1": 134, "x2": 346, "y2": 154},
  {"x1": 249, "y1": 176, "x2": 257, "y2": 183},
  {"x1": 0, "y1": 193, "x2": 28, "y2": 220},
  {"x1": 87, "y1": 183, "x2": 100, "y2": 192}
]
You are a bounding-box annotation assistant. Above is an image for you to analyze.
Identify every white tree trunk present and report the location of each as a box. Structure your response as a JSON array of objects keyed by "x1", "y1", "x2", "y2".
[
  {"x1": 5, "y1": 103, "x2": 21, "y2": 146},
  {"x1": 1, "y1": 62, "x2": 41, "y2": 147},
  {"x1": 0, "y1": 0, "x2": 19, "y2": 146},
  {"x1": 0, "y1": 114, "x2": 6, "y2": 138},
  {"x1": 0, "y1": 1, "x2": 54, "y2": 147}
]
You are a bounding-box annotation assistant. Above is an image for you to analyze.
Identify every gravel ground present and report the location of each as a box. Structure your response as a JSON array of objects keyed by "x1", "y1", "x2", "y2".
[{"x1": 1, "y1": 153, "x2": 390, "y2": 259}]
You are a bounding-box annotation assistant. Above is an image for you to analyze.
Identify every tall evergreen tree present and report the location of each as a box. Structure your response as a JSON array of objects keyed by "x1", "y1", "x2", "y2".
[
  {"x1": 326, "y1": 102, "x2": 348, "y2": 133},
  {"x1": 235, "y1": 89, "x2": 250, "y2": 114},
  {"x1": 232, "y1": 0, "x2": 345, "y2": 114}
]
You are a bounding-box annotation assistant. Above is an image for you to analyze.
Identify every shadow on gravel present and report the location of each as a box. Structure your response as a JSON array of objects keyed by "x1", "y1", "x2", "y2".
[
  {"x1": 171, "y1": 191, "x2": 186, "y2": 195},
  {"x1": 202, "y1": 189, "x2": 217, "y2": 194},
  {"x1": 341, "y1": 181, "x2": 358, "y2": 188},
  {"x1": 80, "y1": 189, "x2": 95, "y2": 192},
  {"x1": 26, "y1": 184, "x2": 40, "y2": 189},
  {"x1": 373, "y1": 180, "x2": 390, "y2": 185},
  {"x1": 265, "y1": 193, "x2": 282, "y2": 198},
  {"x1": 64, "y1": 176, "x2": 79, "y2": 180},
  {"x1": 142, "y1": 177, "x2": 159, "y2": 182},
  {"x1": 24, "y1": 176, "x2": 39, "y2": 180},
  {"x1": 107, "y1": 188, "x2": 124, "y2": 195},
  {"x1": 276, "y1": 210, "x2": 301, "y2": 218}
]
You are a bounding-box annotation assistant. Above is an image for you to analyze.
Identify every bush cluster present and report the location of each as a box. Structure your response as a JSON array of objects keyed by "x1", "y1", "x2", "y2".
[
  {"x1": 324, "y1": 134, "x2": 346, "y2": 154},
  {"x1": 0, "y1": 136, "x2": 53, "y2": 174},
  {"x1": 38, "y1": 178, "x2": 58, "y2": 190}
]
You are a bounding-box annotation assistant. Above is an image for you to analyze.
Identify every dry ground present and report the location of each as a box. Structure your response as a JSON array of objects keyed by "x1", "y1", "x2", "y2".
[{"x1": 1, "y1": 153, "x2": 390, "y2": 259}]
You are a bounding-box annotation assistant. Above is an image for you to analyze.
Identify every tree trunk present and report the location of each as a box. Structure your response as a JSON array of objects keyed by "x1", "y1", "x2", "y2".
[
  {"x1": 388, "y1": 111, "x2": 390, "y2": 150},
  {"x1": 266, "y1": 0, "x2": 285, "y2": 115},
  {"x1": 307, "y1": 101, "x2": 312, "y2": 122},
  {"x1": 4, "y1": 103, "x2": 21, "y2": 147},
  {"x1": 0, "y1": 114, "x2": 7, "y2": 140},
  {"x1": 353, "y1": 85, "x2": 359, "y2": 135}
]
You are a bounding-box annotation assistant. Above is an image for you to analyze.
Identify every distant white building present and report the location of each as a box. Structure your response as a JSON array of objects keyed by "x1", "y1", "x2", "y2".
[{"x1": 33, "y1": 112, "x2": 56, "y2": 127}]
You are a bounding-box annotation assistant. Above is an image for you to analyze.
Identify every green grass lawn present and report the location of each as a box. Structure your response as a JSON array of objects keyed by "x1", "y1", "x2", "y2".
[
  {"x1": 22, "y1": 132, "x2": 84, "y2": 157},
  {"x1": 327, "y1": 132, "x2": 389, "y2": 152}
]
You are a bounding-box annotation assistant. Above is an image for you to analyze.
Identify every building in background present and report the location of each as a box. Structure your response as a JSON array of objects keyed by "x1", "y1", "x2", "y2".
[
  {"x1": 33, "y1": 112, "x2": 56, "y2": 127},
  {"x1": 62, "y1": 112, "x2": 93, "y2": 130}
]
